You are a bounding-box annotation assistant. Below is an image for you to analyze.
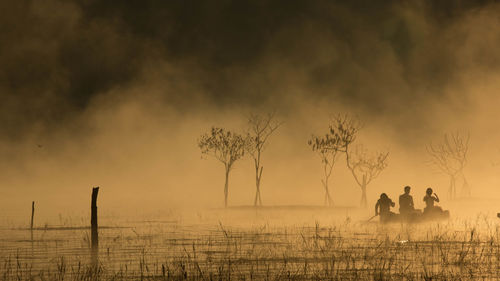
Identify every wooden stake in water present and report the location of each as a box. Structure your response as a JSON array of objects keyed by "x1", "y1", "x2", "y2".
[
  {"x1": 30, "y1": 201, "x2": 35, "y2": 229},
  {"x1": 91, "y1": 187, "x2": 99, "y2": 254},
  {"x1": 30, "y1": 201, "x2": 34, "y2": 241}
]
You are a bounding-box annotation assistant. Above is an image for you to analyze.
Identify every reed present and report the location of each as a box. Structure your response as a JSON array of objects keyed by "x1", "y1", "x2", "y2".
[{"x1": 2, "y1": 216, "x2": 500, "y2": 280}]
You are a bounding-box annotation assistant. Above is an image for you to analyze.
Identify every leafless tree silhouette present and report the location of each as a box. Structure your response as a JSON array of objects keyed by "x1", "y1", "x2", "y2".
[
  {"x1": 309, "y1": 114, "x2": 360, "y2": 206},
  {"x1": 198, "y1": 127, "x2": 247, "y2": 208},
  {"x1": 346, "y1": 145, "x2": 389, "y2": 208},
  {"x1": 427, "y1": 132, "x2": 470, "y2": 199},
  {"x1": 246, "y1": 112, "x2": 283, "y2": 207}
]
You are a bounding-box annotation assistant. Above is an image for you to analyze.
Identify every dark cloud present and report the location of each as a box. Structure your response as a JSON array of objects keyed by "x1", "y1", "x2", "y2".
[{"x1": 1, "y1": 0, "x2": 499, "y2": 141}]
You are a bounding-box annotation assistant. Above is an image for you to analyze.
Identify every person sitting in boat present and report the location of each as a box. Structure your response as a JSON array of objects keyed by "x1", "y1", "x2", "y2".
[
  {"x1": 399, "y1": 186, "x2": 415, "y2": 215},
  {"x1": 423, "y1": 187, "x2": 443, "y2": 214},
  {"x1": 375, "y1": 193, "x2": 396, "y2": 222}
]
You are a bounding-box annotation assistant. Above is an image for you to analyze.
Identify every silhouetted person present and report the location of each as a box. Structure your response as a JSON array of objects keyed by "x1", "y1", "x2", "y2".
[
  {"x1": 399, "y1": 186, "x2": 415, "y2": 215},
  {"x1": 375, "y1": 193, "x2": 396, "y2": 222},
  {"x1": 423, "y1": 187, "x2": 443, "y2": 214}
]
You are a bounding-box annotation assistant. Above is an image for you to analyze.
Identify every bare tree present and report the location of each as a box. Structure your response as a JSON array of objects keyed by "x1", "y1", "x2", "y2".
[
  {"x1": 198, "y1": 127, "x2": 247, "y2": 208},
  {"x1": 346, "y1": 145, "x2": 389, "y2": 208},
  {"x1": 427, "y1": 132, "x2": 470, "y2": 199},
  {"x1": 308, "y1": 114, "x2": 360, "y2": 206},
  {"x1": 246, "y1": 112, "x2": 283, "y2": 207}
]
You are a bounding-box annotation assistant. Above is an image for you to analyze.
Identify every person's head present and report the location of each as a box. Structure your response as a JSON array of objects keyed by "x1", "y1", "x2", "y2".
[
  {"x1": 426, "y1": 187, "x2": 433, "y2": 195},
  {"x1": 380, "y1": 193, "x2": 388, "y2": 200},
  {"x1": 404, "y1": 186, "x2": 411, "y2": 194}
]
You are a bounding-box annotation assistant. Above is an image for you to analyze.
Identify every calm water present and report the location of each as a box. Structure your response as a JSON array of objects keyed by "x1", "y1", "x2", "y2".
[{"x1": 2, "y1": 211, "x2": 500, "y2": 279}]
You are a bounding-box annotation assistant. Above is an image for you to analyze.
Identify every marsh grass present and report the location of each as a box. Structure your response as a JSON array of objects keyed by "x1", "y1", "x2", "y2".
[{"x1": 2, "y1": 214, "x2": 500, "y2": 280}]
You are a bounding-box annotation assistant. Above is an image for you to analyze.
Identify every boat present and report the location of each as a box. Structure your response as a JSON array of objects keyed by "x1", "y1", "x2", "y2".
[{"x1": 380, "y1": 210, "x2": 450, "y2": 223}]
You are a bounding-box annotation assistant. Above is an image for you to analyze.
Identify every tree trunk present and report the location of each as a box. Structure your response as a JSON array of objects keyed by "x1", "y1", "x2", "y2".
[
  {"x1": 254, "y1": 166, "x2": 263, "y2": 207},
  {"x1": 322, "y1": 163, "x2": 333, "y2": 207},
  {"x1": 325, "y1": 187, "x2": 333, "y2": 206},
  {"x1": 451, "y1": 176, "x2": 456, "y2": 199},
  {"x1": 460, "y1": 172, "x2": 470, "y2": 197},
  {"x1": 360, "y1": 175, "x2": 367, "y2": 208},
  {"x1": 224, "y1": 169, "x2": 229, "y2": 208},
  {"x1": 448, "y1": 176, "x2": 454, "y2": 199},
  {"x1": 324, "y1": 187, "x2": 328, "y2": 206},
  {"x1": 463, "y1": 178, "x2": 470, "y2": 197},
  {"x1": 453, "y1": 176, "x2": 456, "y2": 199},
  {"x1": 253, "y1": 183, "x2": 261, "y2": 207},
  {"x1": 323, "y1": 180, "x2": 333, "y2": 206},
  {"x1": 257, "y1": 188, "x2": 262, "y2": 206}
]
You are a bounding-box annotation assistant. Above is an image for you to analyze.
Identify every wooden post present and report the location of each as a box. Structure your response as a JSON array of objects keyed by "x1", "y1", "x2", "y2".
[
  {"x1": 30, "y1": 201, "x2": 35, "y2": 241},
  {"x1": 30, "y1": 201, "x2": 35, "y2": 229},
  {"x1": 91, "y1": 187, "x2": 99, "y2": 252}
]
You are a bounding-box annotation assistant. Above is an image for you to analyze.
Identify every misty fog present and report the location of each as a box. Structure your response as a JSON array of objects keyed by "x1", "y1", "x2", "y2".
[{"x1": 1, "y1": 0, "x2": 500, "y2": 222}]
